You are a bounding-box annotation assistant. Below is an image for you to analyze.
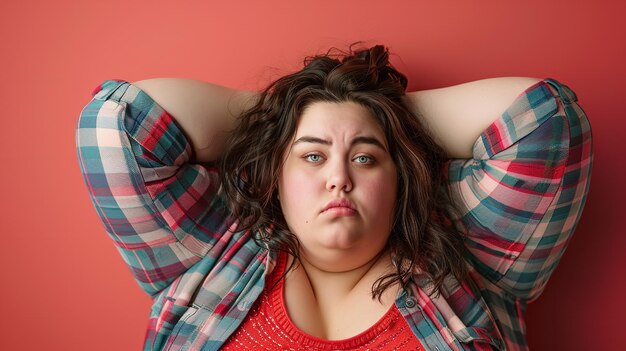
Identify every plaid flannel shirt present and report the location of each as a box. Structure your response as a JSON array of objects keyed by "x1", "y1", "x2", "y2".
[{"x1": 75, "y1": 77, "x2": 592, "y2": 350}]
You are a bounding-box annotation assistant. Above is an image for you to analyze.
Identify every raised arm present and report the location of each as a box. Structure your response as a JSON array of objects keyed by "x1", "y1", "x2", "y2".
[
  {"x1": 132, "y1": 78, "x2": 259, "y2": 163},
  {"x1": 407, "y1": 77, "x2": 593, "y2": 302},
  {"x1": 402, "y1": 77, "x2": 543, "y2": 158},
  {"x1": 76, "y1": 79, "x2": 261, "y2": 296}
]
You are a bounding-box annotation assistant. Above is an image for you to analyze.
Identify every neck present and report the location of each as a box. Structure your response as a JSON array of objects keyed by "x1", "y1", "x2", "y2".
[
  {"x1": 281, "y1": 248, "x2": 402, "y2": 340},
  {"x1": 286, "y1": 249, "x2": 398, "y2": 306}
]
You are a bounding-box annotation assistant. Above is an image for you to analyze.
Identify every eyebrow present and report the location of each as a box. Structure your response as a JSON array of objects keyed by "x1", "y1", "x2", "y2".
[{"x1": 293, "y1": 136, "x2": 387, "y2": 151}]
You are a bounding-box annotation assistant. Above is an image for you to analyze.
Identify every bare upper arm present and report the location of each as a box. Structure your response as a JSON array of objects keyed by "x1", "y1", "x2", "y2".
[
  {"x1": 131, "y1": 78, "x2": 258, "y2": 162},
  {"x1": 404, "y1": 77, "x2": 543, "y2": 158}
]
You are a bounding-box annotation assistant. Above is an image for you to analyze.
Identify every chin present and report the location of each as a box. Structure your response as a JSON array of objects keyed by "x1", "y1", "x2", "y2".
[
  {"x1": 302, "y1": 248, "x2": 383, "y2": 273},
  {"x1": 316, "y1": 231, "x2": 362, "y2": 250},
  {"x1": 302, "y1": 238, "x2": 382, "y2": 264}
]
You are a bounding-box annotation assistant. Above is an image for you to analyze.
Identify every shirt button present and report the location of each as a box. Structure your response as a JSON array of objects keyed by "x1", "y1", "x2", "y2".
[{"x1": 405, "y1": 297, "x2": 417, "y2": 308}]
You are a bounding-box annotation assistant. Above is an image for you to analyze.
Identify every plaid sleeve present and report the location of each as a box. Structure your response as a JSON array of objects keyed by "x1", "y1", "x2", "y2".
[
  {"x1": 75, "y1": 79, "x2": 234, "y2": 296},
  {"x1": 447, "y1": 78, "x2": 593, "y2": 301}
]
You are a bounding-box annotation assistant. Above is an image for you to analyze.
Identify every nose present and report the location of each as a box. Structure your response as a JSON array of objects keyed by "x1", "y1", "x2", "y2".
[{"x1": 325, "y1": 160, "x2": 353, "y2": 193}]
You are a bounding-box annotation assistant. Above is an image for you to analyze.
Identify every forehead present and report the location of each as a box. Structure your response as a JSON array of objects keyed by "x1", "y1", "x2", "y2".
[{"x1": 295, "y1": 101, "x2": 384, "y2": 139}]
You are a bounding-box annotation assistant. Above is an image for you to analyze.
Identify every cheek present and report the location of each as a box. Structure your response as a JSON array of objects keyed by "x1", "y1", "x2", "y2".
[
  {"x1": 280, "y1": 174, "x2": 309, "y2": 201},
  {"x1": 278, "y1": 168, "x2": 318, "y2": 223},
  {"x1": 360, "y1": 171, "x2": 397, "y2": 211}
]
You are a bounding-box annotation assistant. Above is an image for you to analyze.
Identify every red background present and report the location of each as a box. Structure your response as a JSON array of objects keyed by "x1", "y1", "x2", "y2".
[{"x1": 0, "y1": 1, "x2": 623, "y2": 350}]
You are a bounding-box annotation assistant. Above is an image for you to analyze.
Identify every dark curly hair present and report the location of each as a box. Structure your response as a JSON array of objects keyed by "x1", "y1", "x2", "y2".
[{"x1": 219, "y1": 42, "x2": 469, "y2": 300}]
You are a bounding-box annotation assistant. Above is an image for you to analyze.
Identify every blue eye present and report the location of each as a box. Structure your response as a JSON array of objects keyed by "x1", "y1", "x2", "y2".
[
  {"x1": 354, "y1": 155, "x2": 373, "y2": 164},
  {"x1": 304, "y1": 154, "x2": 322, "y2": 162}
]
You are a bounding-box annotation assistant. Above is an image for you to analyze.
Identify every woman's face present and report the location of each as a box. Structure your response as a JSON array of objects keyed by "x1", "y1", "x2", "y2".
[{"x1": 278, "y1": 101, "x2": 398, "y2": 272}]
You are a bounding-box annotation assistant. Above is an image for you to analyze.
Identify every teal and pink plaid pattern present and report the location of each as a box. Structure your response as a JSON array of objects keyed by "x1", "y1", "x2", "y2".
[{"x1": 76, "y1": 78, "x2": 592, "y2": 350}]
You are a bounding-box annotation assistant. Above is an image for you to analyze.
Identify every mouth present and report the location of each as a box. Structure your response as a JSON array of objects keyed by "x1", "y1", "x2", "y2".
[{"x1": 322, "y1": 199, "x2": 357, "y2": 215}]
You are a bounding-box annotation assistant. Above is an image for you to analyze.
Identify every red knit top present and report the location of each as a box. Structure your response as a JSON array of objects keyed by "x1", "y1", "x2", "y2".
[{"x1": 221, "y1": 251, "x2": 424, "y2": 350}]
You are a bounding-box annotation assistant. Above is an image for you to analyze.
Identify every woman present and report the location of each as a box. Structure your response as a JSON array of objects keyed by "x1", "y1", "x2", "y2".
[{"x1": 75, "y1": 44, "x2": 592, "y2": 350}]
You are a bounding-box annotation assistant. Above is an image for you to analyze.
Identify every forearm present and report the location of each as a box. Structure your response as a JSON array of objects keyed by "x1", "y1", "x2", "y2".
[
  {"x1": 402, "y1": 77, "x2": 542, "y2": 159},
  {"x1": 132, "y1": 78, "x2": 260, "y2": 163}
]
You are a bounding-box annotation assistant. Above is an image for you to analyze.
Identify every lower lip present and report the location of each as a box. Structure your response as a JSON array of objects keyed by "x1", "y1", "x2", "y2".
[{"x1": 322, "y1": 207, "x2": 356, "y2": 216}]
